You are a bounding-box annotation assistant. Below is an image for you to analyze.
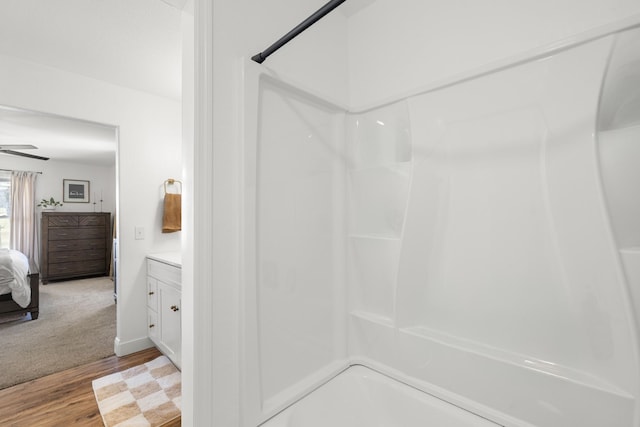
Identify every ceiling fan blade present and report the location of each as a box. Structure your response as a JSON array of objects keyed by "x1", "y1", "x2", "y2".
[
  {"x1": 0, "y1": 149, "x2": 49, "y2": 161},
  {"x1": 0, "y1": 145, "x2": 38, "y2": 150}
]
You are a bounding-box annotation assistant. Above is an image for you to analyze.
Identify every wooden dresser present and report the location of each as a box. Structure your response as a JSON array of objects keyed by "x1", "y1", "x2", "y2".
[{"x1": 40, "y1": 212, "x2": 111, "y2": 284}]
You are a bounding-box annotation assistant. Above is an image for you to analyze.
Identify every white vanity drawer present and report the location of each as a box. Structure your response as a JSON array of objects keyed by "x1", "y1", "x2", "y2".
[{"x1": 147, "y1": 258, "x2": 181, "y2": 289}]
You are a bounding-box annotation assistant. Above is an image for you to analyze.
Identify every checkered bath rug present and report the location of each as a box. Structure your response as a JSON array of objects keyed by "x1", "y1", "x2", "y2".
[{"x1": 92, "y1": 355, "x2": 181, "y2": 426}]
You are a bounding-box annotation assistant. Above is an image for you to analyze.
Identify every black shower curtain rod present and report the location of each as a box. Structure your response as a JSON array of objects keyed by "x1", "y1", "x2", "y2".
[{"x1": 251, "y1": 0, "x2": 346, "y2": 64}]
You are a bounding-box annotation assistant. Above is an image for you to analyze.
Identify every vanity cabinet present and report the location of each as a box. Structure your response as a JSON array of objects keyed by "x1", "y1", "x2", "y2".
[{"x1": 146, "y1": 253, "x2": 181, "y2": 369}]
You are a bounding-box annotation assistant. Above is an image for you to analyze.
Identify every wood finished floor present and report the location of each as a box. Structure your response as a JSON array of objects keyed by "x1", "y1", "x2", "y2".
[{"x1": 0, "y1": 347, "x2": 181, "y2": 427}]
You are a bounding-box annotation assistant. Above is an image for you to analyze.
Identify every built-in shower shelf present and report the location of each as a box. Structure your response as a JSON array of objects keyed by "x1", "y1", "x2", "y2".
[
  {"x1": 348, "y1": 162, "x2": 412, "y2": 175},
  {"x1": 400, "y1": 325, "x2": 632, "y2": 398},
  {"x1": 349, "y1": 233, "x2": 401, "y2": 241},
  {"x1": 350, "y1": 310, "x2": 394, "y2": 327},
  {"x1": 620, "y1": 247, "x2": 640, "y2": 254},
  {"x1": 598, "y1": 123, "x2": 640, "y2": 135}
]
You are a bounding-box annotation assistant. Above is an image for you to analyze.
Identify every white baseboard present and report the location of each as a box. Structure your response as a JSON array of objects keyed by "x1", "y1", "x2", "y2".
[{"x1": 114, "y1": 335, "x2": 155, "y2": 356}]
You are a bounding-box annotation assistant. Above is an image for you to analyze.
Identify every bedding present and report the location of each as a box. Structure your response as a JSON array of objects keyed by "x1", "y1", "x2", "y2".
[{"x1": 0, "y1": 249, "x2": 31, "y2": 308}]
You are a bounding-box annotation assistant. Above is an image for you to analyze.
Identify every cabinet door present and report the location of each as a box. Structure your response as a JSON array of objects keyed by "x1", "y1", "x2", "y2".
[
  {"x1": 158, "y1": 281, "x2": 181, "y2": 367},
  {"x1": 147, "y1": 277, "x2": 158, "y2": 310}
]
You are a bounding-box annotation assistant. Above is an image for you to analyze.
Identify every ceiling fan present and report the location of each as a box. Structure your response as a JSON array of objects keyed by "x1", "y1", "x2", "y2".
[{"x1": 0, "y1": 144, "x2": 49, "y2": 161}]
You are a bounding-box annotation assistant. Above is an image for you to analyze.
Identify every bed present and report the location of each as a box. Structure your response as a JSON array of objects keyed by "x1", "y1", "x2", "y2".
[{"x1": 0, "y1": 249, "x2": 39, "y2": 320}]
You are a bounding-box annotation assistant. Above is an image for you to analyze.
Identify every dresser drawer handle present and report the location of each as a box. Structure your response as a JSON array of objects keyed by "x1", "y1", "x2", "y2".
[
  {"x1": 149, "y1": 324, "x2": 155, "y2": 328},
  {"x1": 148, "y1": 291, "x2": 155, "y2": 295},
  {"x1": 170, "y1": 305, "x2": 179, "y2": 312}
]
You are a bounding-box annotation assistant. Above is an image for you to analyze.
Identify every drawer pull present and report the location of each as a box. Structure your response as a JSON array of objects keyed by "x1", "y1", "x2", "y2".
[
  {"x1": 170, "y1": 305, "x2": 179, "y2": 312},
  {"x1": 149, "y1": 324, "x2": 155, "y2": 328},
  {"x1": 148, "y1": 291, "x2": 155, "y2": 295}
]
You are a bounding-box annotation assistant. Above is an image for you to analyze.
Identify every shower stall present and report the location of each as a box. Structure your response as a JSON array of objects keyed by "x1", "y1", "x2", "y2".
[{"x1": 240, "y1": 20, "x2": 640, "y2": 427}]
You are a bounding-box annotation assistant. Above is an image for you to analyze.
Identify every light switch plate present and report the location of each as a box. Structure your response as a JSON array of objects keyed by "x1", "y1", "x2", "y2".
[{"x1": 135, "y1": 226, "x2": 145, "y2": 240}]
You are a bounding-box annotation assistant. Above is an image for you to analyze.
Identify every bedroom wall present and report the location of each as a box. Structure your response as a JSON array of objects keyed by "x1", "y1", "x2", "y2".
[
  {"x1": 0, "y1": 155, "x2": 116, "y2": 216},
  {"x1": 0, "y1": 52, "x2": 182, "y2": 357}
]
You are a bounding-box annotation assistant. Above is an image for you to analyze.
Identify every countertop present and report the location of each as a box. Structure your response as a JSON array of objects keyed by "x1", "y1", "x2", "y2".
[{"x1": 147, "y1": 251, "x2": 182, "y2": 268}]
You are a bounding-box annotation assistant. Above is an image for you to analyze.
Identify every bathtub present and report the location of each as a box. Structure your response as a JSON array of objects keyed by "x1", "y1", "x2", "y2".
[
  {"x1": 242, "y1": 21, "x2": 640, "y2": 427},
  {"x1": 260, "y1": 365, "x2": 500, "y2": 427}
]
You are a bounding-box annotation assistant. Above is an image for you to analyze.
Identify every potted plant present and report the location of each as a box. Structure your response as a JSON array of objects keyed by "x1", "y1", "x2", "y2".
[{"x1": 37, "y1": 197, "x2": 63, "y2": 210}]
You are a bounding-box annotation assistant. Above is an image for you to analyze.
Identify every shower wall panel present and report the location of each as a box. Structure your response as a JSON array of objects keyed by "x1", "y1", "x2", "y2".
[
  {"x1": 348, "y1": 35, "x2": 639, "y2": 427},
  {"x1": 598, "y1": 27, "x2": 640, "y2": 361},
  {"x1": 243, "y1": 69, "x2": 348, "y2": 425},
  {"x1": 257, "y1": 78, "x2": 346, "y2": 405},
  {"x1": 347, "y1": 0, "x2": 640, "y2": 110}
]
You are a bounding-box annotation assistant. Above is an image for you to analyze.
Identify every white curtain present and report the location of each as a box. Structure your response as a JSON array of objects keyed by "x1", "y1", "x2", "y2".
[{"x1": 10, "y1": 171, "x2": 38, "y2": 267}]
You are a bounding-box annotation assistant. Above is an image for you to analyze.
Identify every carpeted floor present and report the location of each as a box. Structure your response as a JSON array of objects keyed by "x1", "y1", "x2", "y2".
[{"x1": 0, "y1": 276, "x2": 116, "y2": 389}]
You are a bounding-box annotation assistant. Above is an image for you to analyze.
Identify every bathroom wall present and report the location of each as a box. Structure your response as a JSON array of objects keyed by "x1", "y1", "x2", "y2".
[
  {"x1": 203, "y1": 1, "x2": 640, "y2": 426},
  {"x1": 0, "y1": 155, "x2": 116, "y2": 217},
  {"x1": 347, "y1": 0, "x2": 640, "y2": 109},
  {"x1": 190, "y1": 2, "x2": 348, "y2": 425}
]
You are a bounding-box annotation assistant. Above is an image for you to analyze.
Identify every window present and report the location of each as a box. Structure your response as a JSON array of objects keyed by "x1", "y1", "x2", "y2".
[{"x1": 0, "y1": 173, "x2": 10, "y2": 249}]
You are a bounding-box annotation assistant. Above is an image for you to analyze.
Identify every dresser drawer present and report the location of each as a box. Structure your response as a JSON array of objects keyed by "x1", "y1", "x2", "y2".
[
  {"x1": 48, "y1": 238, "x2": 106, "y2": 252},
  {"x1": 48, "y1": 259, "x2": 106, "y2": 276},
  {"x1": 49, "y1": 227, "x2": 105, "y2": 241},
  {"x1": 48, "y1": 249, "x2": 105, "y2": 263},
  {"x1": 47, "y1": 215, "x2": 78, "y2": 227},
  {"x1": 79, "y1": 215, "x2": 106, "y2": 226}
]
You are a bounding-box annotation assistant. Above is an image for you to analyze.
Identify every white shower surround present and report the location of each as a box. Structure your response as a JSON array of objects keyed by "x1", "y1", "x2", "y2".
[{"x1": 242, "y1": 24, "x2": 640, "y2": 427}]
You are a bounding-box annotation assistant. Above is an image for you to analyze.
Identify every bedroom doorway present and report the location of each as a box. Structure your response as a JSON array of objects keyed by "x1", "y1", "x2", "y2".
[{"x1": 0, "y1": 105, "x2": 118, "y2": 389}]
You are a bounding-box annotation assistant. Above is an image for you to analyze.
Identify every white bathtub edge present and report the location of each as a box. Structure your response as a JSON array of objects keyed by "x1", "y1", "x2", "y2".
[{"x1": 347, "y1": 357, "x2": 534, "y2": 427}]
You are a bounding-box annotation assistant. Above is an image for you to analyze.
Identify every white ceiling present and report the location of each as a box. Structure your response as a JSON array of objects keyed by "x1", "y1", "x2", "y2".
[
  {"x1": 0, "y1": 0, "x2": 183, "y2": 100},
  {"x1": 0, "y1": 0, "x2": 184, "y2": 166},
  {"x1": 0, "y1": 105, "x2": 118, "y2": 167},
  {"x1": 0, "y1": 0, "x2": 377, "y2": 167}
]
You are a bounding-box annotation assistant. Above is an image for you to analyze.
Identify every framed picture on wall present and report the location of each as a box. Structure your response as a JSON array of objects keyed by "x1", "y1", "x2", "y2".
[{"x1": 63, "y1": 179, "x2": 90, "y2": 203}]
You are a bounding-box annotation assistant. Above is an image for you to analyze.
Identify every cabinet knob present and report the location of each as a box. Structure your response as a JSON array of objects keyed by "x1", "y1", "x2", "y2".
[
  {"x1": 149, "y1": 324, "x2": 155, "y2": 328},
  {"x1": 170, "y1": 305, "x2": 179, "y2": 312},
  {"x1": 148, "y1": 291, "x2": 155, "y2": 295}
]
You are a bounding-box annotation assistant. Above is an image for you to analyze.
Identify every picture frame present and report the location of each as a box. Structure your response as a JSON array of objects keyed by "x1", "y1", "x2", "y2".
[{"x1": 63, "y1": 179, "x2": 90, "y2": 203}]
